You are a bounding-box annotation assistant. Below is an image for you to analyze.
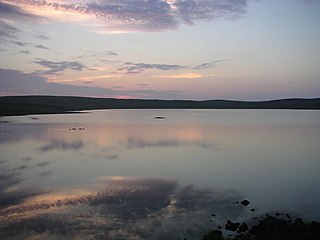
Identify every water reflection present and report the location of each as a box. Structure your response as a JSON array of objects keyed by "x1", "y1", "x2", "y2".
[
  {"x1": 0, "y1": 170, "x2": 45, "y2": 208},
  {"x1": 1, "y1": 109, "x2": 320, "y2": 238},
  {"x1": 125, "y1": 138, "x2": 217, "y2": 149},
  {"x1": 39, "y1": 139, "x2": 84, "y2": 152},
  {"x1": 0, "y1": 176, "x2": 246, "y2": 240}
]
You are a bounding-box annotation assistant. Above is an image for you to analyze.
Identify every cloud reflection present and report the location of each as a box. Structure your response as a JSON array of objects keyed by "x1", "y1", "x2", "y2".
[
  {"x1": 126, "y1": 137, "x2": 218, "y2": 150},
  {"x1": 0, "y1": 176, "x2": 245, "y2": 240},
  {"x1": 39, "y1": 139, "x2": 84, "y2": 152},
  {"x1": 0, "y1": 170, "x2": 45, "y2": 208}
]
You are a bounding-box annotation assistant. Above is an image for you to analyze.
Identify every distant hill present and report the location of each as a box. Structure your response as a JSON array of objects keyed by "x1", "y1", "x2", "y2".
[{"x1": 0, "y1": 95, "x2": 319, "y2": 116}]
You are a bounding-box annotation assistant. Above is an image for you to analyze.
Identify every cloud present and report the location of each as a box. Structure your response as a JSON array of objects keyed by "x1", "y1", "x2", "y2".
[
  {"x1": 137, "y1": 83, "x2": 149, "y2": 86},
  {"x1": 0, "y1": 20, "x2": 20, "y2": 42},
  {"x1": 156, "y1": 73, "x2": 204, "y2": 79},
  {"x1": 2, "y1": 0, "x2": 248, "y2": 32},
  {"x1": 120, "y1": 62, "x2": 187, "y2": 74},
  {"x1": 34, "y1": 44, "x2": 50, "y2": 50},
  {"x1": 33, "y1": 59, "x2": 85, "y2": 75},
  {"x1": 0, "y1": 68, "x2": 186, "y2": 99},
  {"x1": 174, "y1": 0, "x2": 247, "y2": 24},
  {"x1": 0, "y1": 68, "x2": 114, "y2": 96}
]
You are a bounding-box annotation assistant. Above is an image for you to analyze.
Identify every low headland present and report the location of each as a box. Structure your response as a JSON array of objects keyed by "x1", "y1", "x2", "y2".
[{"x1": 0, "y1": 95, "x2": 319, "y2": 116}]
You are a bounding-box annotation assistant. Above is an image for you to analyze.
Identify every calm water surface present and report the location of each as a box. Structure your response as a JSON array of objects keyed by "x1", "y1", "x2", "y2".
[{"x1": 1, "y1": 110, "x2": 320, "y2": 239}]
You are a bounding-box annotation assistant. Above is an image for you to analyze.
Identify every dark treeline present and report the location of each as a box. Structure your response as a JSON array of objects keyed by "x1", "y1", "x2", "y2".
[{"x1": 0, "y1": 95, "x2": 319, "y2": 116}]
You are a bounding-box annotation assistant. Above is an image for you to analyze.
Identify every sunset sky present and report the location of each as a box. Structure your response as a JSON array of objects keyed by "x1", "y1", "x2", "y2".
[{"x1": 0, "y1": 0, "x2": 319, "y2": 100}]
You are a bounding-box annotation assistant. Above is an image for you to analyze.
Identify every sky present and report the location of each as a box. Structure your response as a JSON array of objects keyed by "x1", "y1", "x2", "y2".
[{"x1": 0, "y1": 0, "x2": 319, "y2": 100}]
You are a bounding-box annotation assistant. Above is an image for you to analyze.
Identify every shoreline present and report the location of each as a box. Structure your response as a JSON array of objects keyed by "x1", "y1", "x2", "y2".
[{"x1": 1, "y1": 95, "x2": 319, "y2": 117}]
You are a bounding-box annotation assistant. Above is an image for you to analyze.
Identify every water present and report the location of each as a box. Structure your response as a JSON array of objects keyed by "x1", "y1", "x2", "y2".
[{"x1": 1, "y1": 109, "x2": 320, "y2": 239}]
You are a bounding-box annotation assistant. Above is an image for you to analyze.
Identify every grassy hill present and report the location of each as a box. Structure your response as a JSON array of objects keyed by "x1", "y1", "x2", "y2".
[{"x1": 0, "y1": 95, "x2": 319, "y2": 116}]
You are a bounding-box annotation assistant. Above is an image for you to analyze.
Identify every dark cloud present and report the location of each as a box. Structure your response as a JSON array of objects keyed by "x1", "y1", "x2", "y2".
[
  {"x1": 106, "y1": 154, "x2": 119, "y2": 160},
  {"x1": 87, "y1": 0, "x2": 177, "y2": 31},
  {"x1": 119, "y1": 60, "x2": 222, "y2": 74},
  {"x1": 174, "y1": 0, "x2": 247, "y2": 24},
  {"x1": 37, "y1": 161, "x2": 50, "y2": 167},
  {"x1": 18, "y1": 50, "x2": 30, "y2": 54},
  {"x1": 0, "y1": 177, "x2": 245, "y2": 240},
  {"x1": 39, "y1": 139, "x2": 84, "y2": 152},
  {"x1": 21, "y1": 157, "x2": 32, "y2": 162},
  {"x1": 11, "y1": 41, "x2": 30, "y2": 46},
  {"x1": 83, "y1": 80, "x2": 93, "y2": 84},
  {"x1": 193, "y1": 60, "x2": 223, "y2": 70},
  {"x1": 0, "y1": 68, "x2": 88, "y2": 95},
  {"x1": 120, "y1": 62, "x2": 187, "y2": 74},
  {"x1": 105, "y1": 50, "x2": 118, "y2": 56},
  {"x1": 33, "y1": 59, "x2": 85, "y2": 75},
  {"x1": 38, "y1": 170, "x2": 52, "y2": 177},
  {"x1": 14, "y1": 164, "x2": 30, "y2": 171},
  {"x1": 4, "y1": 0, "x2": 248, "y2": 32},
  {"x1": 0, "y1": 160, "x2": 8, "y2": 165},
  {"x1": 36, "y1": 34, "x2": 51, "y2": 40},
  {"x1": 34, "y1": 44, "x2": 49, "y2": 50},
  {"x1": 77, "y1": 50, "x2": 118, "y2": 61},
  {"x1": 0, "y1": 2, "x2": 41, "y2": 22},
  {"x1": 0, "y1": 68, "x2": 186, "y2": 98},
  {"x1": 0, "y1": 20, "x2": 20, "y2": 42}
]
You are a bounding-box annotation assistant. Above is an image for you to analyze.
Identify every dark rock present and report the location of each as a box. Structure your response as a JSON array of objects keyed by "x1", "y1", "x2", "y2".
[
  {"x1": 238, "y1": 223, "x2": 249, "y2": 233},
  {"x1": 237, "y1": 216, "x2": 320, "y2": 240},
  {"x1": 225, "y1": 220, "x2": 240, "y2": 232},
  {"x1": 202, "y1": 230, "x2": 222, "y2": 240},
  {"x1": 275, "y1": 212, "x2": 280, "y2": 216},
  {"x1": 285, "y1": 214, "x2": 291, "y2": 219},
  {"x1": 240, "y1": 200, "x2": 250, "y2": 206},
  {"x1": 211, "y1": 213, "x2": 216, "y2": 217},
  {"x1": 250, "y1": 208, "x2": 255, "y2": 212},
  {"x1": 154, "y1": 116, "x2": 166, "y2": 119}
]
